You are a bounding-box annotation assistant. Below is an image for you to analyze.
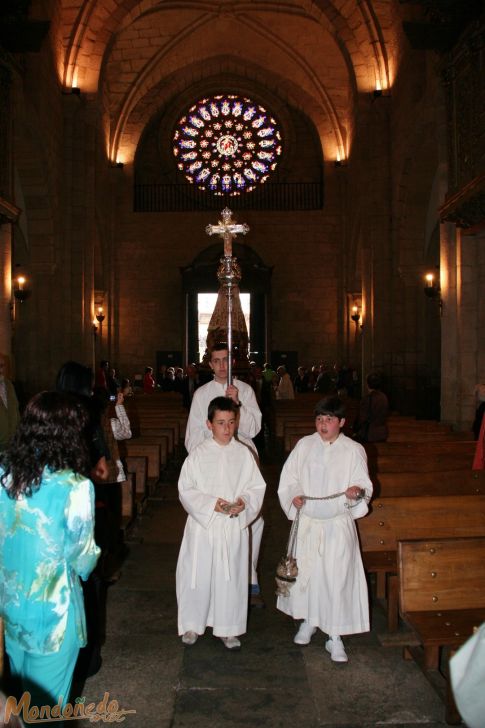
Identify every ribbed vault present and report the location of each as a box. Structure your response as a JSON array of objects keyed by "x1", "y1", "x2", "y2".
[{"x1": 57, "y1": 0, "x2": 400, "y2": 163}]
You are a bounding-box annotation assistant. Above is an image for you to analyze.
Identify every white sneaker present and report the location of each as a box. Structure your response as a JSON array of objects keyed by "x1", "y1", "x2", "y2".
[
  {"x1": 182, "y1": 631, "x2": 198, "y2": 645},
  {"x1": 325, "y1": 637, "x2": 348, "y2": 662},
  {"x1": 221, "y1": 636, "x2": 241, "y2": 650},
  {"x1": 294, "y1": 621, "x2": 316, "y2": 645}
]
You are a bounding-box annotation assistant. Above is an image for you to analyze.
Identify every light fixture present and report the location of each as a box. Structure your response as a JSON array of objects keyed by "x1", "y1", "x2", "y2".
[
  {"x1": 92, "y1": 319, "x2": 98, "y2": 337},
  {"x1": 351, "y1": 305, "x2": 361, "y2": 324},
  {"x1": 95, "y1": 306, "x2": 105, "y2": 324},
  {"x1": 424, "y1": 272, "x2": 443, "y2": 314},
  {"x1": 110, "y1": 161, "x2": 124, "y2": 169},
  {"x1": 424, "y1": 273, "x2": 440, "y2": 299},
  {"x1": 12, "y1": 266, "x2": 31, "y2": 302}
]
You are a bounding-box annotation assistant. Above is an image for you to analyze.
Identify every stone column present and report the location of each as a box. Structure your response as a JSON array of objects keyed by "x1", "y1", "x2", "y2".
[{"x1": 440, "y1": 221, "x2": 458, "y2": 425}]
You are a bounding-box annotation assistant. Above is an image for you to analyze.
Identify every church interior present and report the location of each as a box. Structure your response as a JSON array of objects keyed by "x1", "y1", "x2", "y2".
[
  {"x1": 0, "y1": 0, "x2": 482, "y2": 424},
  {"x1": 1, "y1": 0, "x2": 485, "y2": 726}
]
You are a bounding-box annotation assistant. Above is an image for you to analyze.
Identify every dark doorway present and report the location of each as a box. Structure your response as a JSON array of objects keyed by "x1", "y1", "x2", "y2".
[{"x1": 181, "y1": 243, "x2": 272, "y2": 365}]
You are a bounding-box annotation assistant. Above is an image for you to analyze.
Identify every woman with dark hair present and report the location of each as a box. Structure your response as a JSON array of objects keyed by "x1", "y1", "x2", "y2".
[
  {"x1": 0, "y1": 391, "x2": 100, "y2": 711},
  {"x1": 55, "y1": 361, "x2": 110, "y2": 677},
  {"x1": 55, "y1": 361, "x2": 109, "y2": 482}
]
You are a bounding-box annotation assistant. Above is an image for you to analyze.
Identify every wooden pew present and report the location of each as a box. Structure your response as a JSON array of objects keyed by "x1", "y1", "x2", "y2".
[
  {"x1": 373, "y1": 468, "x2": 485, "y2": 498},
  {"x1": 125, "y1": 455, "x2": 148, "y2": 512},
  {"x1": 398, "y1": 537, "x2": 485, "y2": 722},
  {"x1": 121, "y1": 442, "x2": 161, "y2": 492},
  {"x1": 357, "y1": 495, "x2": 485, "y2": 631},
  {"x1": 368, "y1": 450, "x2": 474, "y2": 474},
  {"x1": 120, "y1": 473, "x2": 136, "y2": 532}
]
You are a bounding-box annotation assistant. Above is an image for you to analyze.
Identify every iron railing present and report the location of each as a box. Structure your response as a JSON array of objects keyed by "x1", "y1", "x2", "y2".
[{"x1": 133, "y1": 182, "x2": 323, "y2": 212}]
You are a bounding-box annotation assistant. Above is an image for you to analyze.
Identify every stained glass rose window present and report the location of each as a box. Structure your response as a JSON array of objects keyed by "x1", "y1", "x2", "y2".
[{"x1": 173, "y1": 95, "x2": 282, "y2": 195}]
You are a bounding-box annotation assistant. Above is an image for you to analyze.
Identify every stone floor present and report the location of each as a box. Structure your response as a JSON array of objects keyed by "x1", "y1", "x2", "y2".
[{"x1": 74, "y1": 448, "x2": 452, "y2": 728}]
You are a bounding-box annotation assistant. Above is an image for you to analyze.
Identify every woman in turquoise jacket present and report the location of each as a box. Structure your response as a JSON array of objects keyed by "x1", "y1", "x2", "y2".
[{"x1": 0, "y1": 391, "x2": 100, "y2": 711}]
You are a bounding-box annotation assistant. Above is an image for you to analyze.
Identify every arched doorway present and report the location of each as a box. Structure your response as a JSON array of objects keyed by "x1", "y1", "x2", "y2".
[{"x1": 181, "y1": 242, "x2": 273, "y2": 366}]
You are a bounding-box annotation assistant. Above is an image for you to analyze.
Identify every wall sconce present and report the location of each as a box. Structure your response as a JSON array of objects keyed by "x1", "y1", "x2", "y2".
[
  {"x1": 424, "y1": 273, "x2": 440, "y2": 299},
  {"x1": 92, "y1": 319, "x2": 98, "y2": 337},
  {"x1": 12, "y1": 267, "x2": 31, "y2": 303},
  {"x1": 95, "y1": 306, "x2": 105, "y2": 325},
  {"x1": 424, "y1": 273, "x2": 443, "y2": 314},
  {"x1": 351, "y1": 305, "x2": 361, "y2": 324}
]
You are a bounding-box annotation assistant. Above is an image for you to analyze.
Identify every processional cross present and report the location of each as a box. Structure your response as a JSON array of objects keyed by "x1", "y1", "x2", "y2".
[
  {"x1": 205, "y1": 207, "x2": 250, "y2": 385},
  {"x1": 205, "y1": 207, "x2": 249, "y2": 258}
]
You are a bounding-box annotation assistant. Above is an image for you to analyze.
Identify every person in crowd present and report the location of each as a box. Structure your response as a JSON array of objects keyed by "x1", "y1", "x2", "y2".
[
  {"x1": 247, "y1": 361, "x2": 263, "y2": 402},
  {"x1": 95, "y1": 360, "x2": 109, "y2": 390},
  {"x1": 260, "y1": 362, "x2": 277, "y2": 431},
  {"x1": 0, "y1": 391, "x2": 100, "y2": 710},
  {"x1": 143, "y1": 366, "x2": 156, "y2": 394},
  {"x1": 162, "y1": 366, "x2": 176, "y2": 392},
  {"x1": 472, "y1": 382, "x2": 485, "y2": 440},
  {"x1": 275, "y1": 365, "x2": 295, "y2": 400},
  {"x1": 0, "y1": 354, "x2": 20, "y2": 451},
  {"x1": 106, "y1": 367, "x2": 120, "y2": 397},
  {"x1": 277, "y1": 395, "x2": 372, "y2": 662},
  {"x1": 186, "y1": 364, "x2": 199, "y2": 404},
  {"x1": 185, "y1": 343, "x2": 265, "y2": 608},
  {"x1": 307, "y1": 364, "x2": 319, "y2": 391},
  {"x1": 55, "y1": 361, "x2": 109, "y2": 678},
  {"x1": 293, "y1": 366, "x2": 309, "y2": 394},
  {"x1": 92, "y1": 388, "x2": 132, "y2": 583},
  {"x1": 314, "y1": 363, "x2": 334, "y2": 395},
  {"x1": 176, "y1": 397, "x2": 266, "y2": 650},
  {"x1": 120, "y1": 377, "x2": 133, "y2": 398},
  {"x1": 353, "y1": 372, "x2": 390, "y2": 443}
]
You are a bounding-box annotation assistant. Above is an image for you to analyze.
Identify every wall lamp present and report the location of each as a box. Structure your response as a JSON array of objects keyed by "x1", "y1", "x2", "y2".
[
  {"x1": 424, "y1": 273, "x2": 443, "y2": 314},
  {"x1": 351, "y1": 305, "x2": 361, "y2": 323},
  {"x1": 95, "y1": 306, "x2": 105, "y2": 324},
  {"x1": 92, "y1": 307, "x2": 105, "y2": 338},
  {"x1": 12, "y1": 267, "x2": 31, "y2": 303},
  {"x1": 424, "y1": 273, "x2": 440, "y2": 299}
]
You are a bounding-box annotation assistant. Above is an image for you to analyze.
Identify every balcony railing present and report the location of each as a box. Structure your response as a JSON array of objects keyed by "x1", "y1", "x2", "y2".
[{"x1": 133, "y1": 182, "x2": 323, "y2": 212}]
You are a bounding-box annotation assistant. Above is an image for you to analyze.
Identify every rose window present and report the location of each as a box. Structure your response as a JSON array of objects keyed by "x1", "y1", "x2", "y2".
[{"x1": 173, "y1": 95, "x2": 282, "y2": 195}]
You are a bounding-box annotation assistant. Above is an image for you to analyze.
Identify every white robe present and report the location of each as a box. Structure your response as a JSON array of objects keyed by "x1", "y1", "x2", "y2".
[
  {"x1": 184, "y1": 378, "x2": 262, "y2": 455},
  {"x1": 277, "y1": 432, "x2": 373, "y2": 636},
  {"x1": 176, "y1": 437, "x2": 266, "y2": 637}
]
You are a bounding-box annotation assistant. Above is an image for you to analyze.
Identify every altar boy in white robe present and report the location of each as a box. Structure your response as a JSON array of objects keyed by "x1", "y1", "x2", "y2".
[
  {"x1": 176, "y1": 396, "x2": 266, "y2": 650},
  {"x1": 277, "y1": 395, "x2": 372, "y2": 663}
]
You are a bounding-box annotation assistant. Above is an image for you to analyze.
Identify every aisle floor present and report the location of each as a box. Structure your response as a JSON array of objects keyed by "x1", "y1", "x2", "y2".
[{"x1": 76, "y1": 453, "x2": 451, "y2": 728}]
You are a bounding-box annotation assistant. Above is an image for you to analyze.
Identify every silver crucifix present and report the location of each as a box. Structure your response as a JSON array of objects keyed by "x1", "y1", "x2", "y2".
[
  {"x1": 205, "y1": 207, "x2": 249, "y2": 258},
  {"x1": 205, "y1": 208, "x2": 249, "y2": 385}
]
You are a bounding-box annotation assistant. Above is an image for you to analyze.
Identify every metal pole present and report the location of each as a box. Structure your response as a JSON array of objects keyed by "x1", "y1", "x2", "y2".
[{"x1": 227, "y1": 277, "x2": 233, "y2": 386}]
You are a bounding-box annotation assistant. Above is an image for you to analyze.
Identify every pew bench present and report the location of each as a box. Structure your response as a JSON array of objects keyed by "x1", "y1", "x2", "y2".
[
  {"x1": 369, "y1": 451, "x2": 474, "y2": 474},
  {"x1": 125, "y1": 455, "x2": 149, "y2": 512},
  {"x1": 373, "y1": 468, "x2": 485, "y2": 498},
  {"x1": 398, "y1": 537, "x2": 485, "y2": 723},
  {"x1": 122, "y1": 441, "x2": 161, "y2": 493},
  {"x1": 120, "y1": 473, "x2": 136, "y2": 532},
  {"x1": 357, "y1": 495, "x2": 485, "y2": 631}
]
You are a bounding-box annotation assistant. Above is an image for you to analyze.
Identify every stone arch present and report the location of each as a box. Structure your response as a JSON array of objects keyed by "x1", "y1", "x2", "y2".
[
  {"x1": 133, "y1": 72, "x2": 323, "y2": 191},
  {"x1": 114, "y1": 54, "x2": 339, "y2": 167},
  {"x1": 59, "y1": 0, "x2": 390, "y2": 96}
]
